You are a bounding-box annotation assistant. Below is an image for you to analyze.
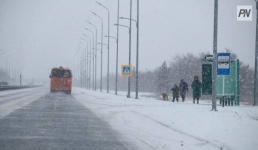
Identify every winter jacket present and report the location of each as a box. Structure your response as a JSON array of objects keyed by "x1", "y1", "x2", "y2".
[
  {"x1": 179, "y1": 80, "x2": 188, "y2": 96},
  {"x1": 191, "y1": 80, "x2": 202, "y2": 98},
  {"x1": 171, "y1": 86, "x2": 180, "y2": 97}
]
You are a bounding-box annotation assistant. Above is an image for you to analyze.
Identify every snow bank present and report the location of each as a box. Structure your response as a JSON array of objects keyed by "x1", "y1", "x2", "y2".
[{"x1": 73, "y1": 88, "x2": 258, "y2": 150}]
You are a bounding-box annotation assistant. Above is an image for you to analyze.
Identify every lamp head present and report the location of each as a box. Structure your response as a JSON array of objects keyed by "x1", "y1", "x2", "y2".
[{"x1": 96, "y1": 1, "x2": 102, "y2": 6}]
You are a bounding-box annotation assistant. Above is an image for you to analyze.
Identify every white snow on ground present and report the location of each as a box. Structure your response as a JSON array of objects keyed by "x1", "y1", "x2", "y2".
[
  {"x1": 73, "y1": 88, "x2": 258, "y2": 150},
  {"x1": 0, "y1": 87, "x2": 44, "y2": 97},
  {"x1": 0, "y1": 87, "x2": 48, "y2": 118}
]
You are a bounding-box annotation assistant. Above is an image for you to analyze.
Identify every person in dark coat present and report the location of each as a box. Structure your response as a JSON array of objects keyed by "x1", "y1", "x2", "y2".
[
  {"x1": 171, "y1": 84, "x2": 180, "y2": 102},
  {"x1": 179, "y1": 79, "x2": 188, "y2": 102},
  {"x1": 191, "y1": 76, "x2": 202, "y2": 104}
]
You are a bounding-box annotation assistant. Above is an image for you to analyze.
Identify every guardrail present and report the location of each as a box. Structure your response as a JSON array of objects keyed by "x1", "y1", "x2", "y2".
[{"x1": 0, "y1": 85, "x2": 43, "y2": 91}]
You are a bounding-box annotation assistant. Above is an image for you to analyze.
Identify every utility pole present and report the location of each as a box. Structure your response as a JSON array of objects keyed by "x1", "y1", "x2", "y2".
[
  {"x1": 212, "y1": 0, "x2": 218, "y2": 111},
  {"x1": 96, "y1": 2, "x2": 109, "y2": 93},
  {"x1": 116, "y1": 0, "x2": 120, "y2": 95},
  {"x1": 127, "y1": 0, "x2": 132, "y2": 98},
  {"x1": 135, "y1": 0, "x2": 139, "y2": 99},
  {"x1": 254, "y1": 0, "x2": 258, "y2": 106}
]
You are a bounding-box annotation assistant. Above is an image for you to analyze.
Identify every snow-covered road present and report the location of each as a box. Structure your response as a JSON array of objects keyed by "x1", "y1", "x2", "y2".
[
  {"x1": 0, "y1": 87, "x2": 48, "y2": 118},
  {"x1": 0, "y1": 87, "x2": 257, "y2": 150},
  {"x1": 73, "y1": 88, "x2": 258, "y2": 150}
]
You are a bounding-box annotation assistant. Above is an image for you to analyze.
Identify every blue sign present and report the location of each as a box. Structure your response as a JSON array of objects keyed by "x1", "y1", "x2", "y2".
[
  {"x1": 217, "y1": 53, "x2": 230, "y2": 75},
  {"x1": 123, "y1": 67, "x2": 130, "y2": 74},
  {"x1": 121, "y1": 65, "x2": 132, "y2": 76}
]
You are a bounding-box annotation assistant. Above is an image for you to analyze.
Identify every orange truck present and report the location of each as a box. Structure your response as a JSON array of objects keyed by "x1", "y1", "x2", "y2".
[{"x1": 49, "y1": 66, "x2": 72, "y2": 93}]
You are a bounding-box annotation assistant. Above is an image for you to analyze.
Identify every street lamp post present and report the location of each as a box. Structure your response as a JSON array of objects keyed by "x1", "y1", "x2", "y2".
[
  {"x1": 98, "y1": 43, "x2": 108, "y2": 48},
  {"x1": 127, "y1": 0, "x2": 132, "y2": 98},
  {"x1": 92, "y1": 11, "x2": 103, "y2": 92},
  {"x1": 77, "y1": 48, "x2": 84, "y2": 88},
  {"x1": 116, "y1": 0, "x2": 120, "y2": 95},
  {"x1": 120, "y1": 14, "x2": 140, "y2": 99},
  {"x1": 105, "y1": 35, "x2": 119, "y2": 95},
  {"x1": 78, "y1": 46, "x2": 85, "y2": 88},
  {"x1": 136, "y1": 0, "x2": 140, "y2": 99},
  {"x1": 212, "y1": 0, "x2": 218, "y2": 111},
  {"x1": 114, "y1": 23, "x2": 131, "y2": 98},
  {"x1": 88, "y1": 21, "x2": 98, "y2": 91},
  {"x1": 82, "y1": 35, "x2": 92, "y2": 89},
  {"x1": 254, "y1": 0, "x2": 258, "y2": 106},
  {"x1": 76, "y1": 49, "x2": 82, "y2": 87},
  {"x1": 81, "y1": 58, "x2": 88, "y2": 88},
  {"x1": 92, "y1": 48, "x2": 101, "y2": 90},
  {"x1": 79, "y1": 42, "x2": 89, "y2": 88},
  {"x1": 86, "y1": 53, "x2": 93, "y2": 89},
  {"x1": 96, "y1": 1, "x2": 110, "y2": 93},
  {"x1": 85, "y1": 28, "x2": 95, "y2": 90}
]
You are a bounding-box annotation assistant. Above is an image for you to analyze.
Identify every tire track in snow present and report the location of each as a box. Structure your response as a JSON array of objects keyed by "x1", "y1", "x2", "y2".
[
  {"x1": 130, "y1": 110, "x2": 232, "y2": 150},
  {"x1": 120, "y1": 111, "x2": 161, "y2": 150}
]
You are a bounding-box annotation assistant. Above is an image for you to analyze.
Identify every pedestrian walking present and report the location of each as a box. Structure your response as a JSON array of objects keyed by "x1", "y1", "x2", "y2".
[
  {"x1": 171, "y1": 84, "x2": 180, "y2": 102},
  {"x1": 179, "y1": 79, "x2": 188, "y2": 102},
  {"x1": 191, "y1": 76, "x2": 202, "y2": 104}
]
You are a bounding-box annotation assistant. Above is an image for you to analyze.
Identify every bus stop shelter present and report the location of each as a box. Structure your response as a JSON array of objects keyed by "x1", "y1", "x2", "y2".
[{"x1": 202, "y1": 54, "x2": 240, "y2": 106}]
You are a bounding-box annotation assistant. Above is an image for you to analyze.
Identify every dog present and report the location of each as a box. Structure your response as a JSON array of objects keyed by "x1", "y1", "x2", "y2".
[{"x1": 161, "y1": 93, "x2": 168, "y2": 101}]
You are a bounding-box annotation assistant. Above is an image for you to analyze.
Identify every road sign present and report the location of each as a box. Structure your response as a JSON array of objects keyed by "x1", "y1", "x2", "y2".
[
  {"x1": 217, "y1": 53, "x2": 230, "y2": 75},
  {"x1": 217, "y1": 59, "x2": 240, "y2": 106},
  {"x1": 121, "y1": 65, "x2": 132, "y2": 77}
]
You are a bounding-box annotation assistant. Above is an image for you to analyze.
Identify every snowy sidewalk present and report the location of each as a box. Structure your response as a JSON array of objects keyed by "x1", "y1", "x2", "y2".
[{"x1": 73, "y1": 88, "x2": 258, "y2": 150}]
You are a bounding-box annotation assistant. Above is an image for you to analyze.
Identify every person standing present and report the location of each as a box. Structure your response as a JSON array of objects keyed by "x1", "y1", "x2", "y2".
[
  {"x1": 171, "y1": 84, "x2": 180, "y2": 102},
  {"x1": 179, "y1": 79, "x2": 188, "y2": 102},
  {"x1": 191, "y1": 76, "x2": 202, "y2": 104}
]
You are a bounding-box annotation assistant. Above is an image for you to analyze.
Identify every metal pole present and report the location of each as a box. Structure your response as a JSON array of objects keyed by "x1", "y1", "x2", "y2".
[
  {"x1": 254, "y1": 0, "x2": 258, "y2": 106},
  {"x1": 85, "y1": 28, "x2": 95, "y2": 90},
  {"x1": 80, "y1": 40, "x2": 89, "y2": 89},
  {"x1": 96, "y1": 2, "x2": 110, "y2": 93},
  {"x1": 127, "y1": 0, "x2": 132, "y2": 98},
  {"x1": 93, "y1": 12, "x2": 103, "y2": 93},
  {"x1": 79, "y1": 46, "x2": 86, "y2": 88},
  {"x1": 107, "y1": 9, "x2": 110, "y2": 93},
  {"x1": 88, "y1": 22, "x2": 98, "y2": 91},
  {"x1": 82, "y1": 36, "x2": 91, "y2": 89},
  {"x1": 81, "y1": 57, "x2": 82, "y2": 88},
  {"x1": 95, "y1": 35, "x2": 97, "y2": 91},
  {"x1": 80, "y1": 56, "x2": 82, "y2": 88},
  {"x1": 212, "y1": 0, "x2": 218, "y2": 111},
  {"x1": 88, "y1": 41, "x2": 91, "y2": 89},
  {"x1": 84, "y1": 44, "x2": 88, "y2": 89},
  {"x1": 93, "y1": 48, "x2": 98, "y2": 91},
  {"x1": 136, "y1": 0, "x2": 139, "y2": 99},
  {"x1": 101, "y1": 19, "x2": 103, "y2": 92},
  {"x1": 114, "y1": 24, "x2": 130, "y2": 97},
  {"x1": 85, "y1": 46, "x2": 88, "y2": 89},
  {"x1": 116, "y1": 0, "x2": 120, "y2": 95}
]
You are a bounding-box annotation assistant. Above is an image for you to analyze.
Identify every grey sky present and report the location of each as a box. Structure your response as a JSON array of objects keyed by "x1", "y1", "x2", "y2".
[{"x1": 0, "y1": 0, "x2": 256, "y2": 80}]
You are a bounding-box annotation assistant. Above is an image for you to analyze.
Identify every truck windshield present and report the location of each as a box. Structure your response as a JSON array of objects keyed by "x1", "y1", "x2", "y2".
[{"x1": 52, "y1": 69, "x2": 71, "y2": 78}]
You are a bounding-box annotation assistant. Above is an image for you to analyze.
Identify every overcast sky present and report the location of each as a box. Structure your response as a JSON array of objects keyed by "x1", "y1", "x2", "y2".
[{"x1": 0, "y1": 0, "x2": 256, "y2": 81}]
